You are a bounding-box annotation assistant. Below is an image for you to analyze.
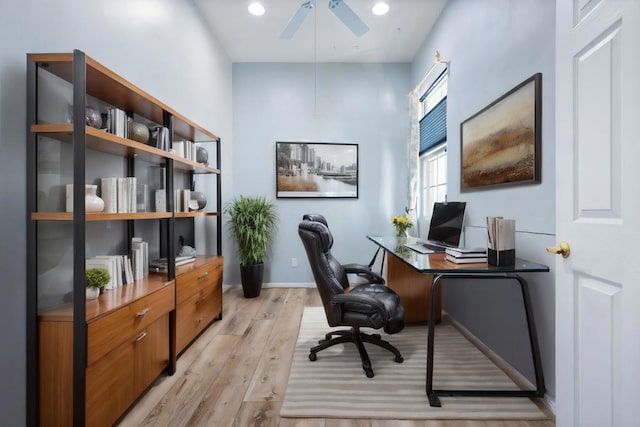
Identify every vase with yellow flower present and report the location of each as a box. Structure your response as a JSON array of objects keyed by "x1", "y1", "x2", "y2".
[{"x1": 391, "y1": 214, "x2": 413, "y2": 244}]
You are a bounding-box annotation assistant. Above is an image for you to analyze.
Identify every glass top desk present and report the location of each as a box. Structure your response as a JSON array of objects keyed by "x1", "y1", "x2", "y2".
[{"x1": 367, "y1": 235, "x2": 549, "y2": 407}]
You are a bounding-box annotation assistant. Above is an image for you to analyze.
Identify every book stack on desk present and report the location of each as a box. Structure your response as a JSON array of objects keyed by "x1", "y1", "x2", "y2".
[{"x1": 445, "y1": 247, "x2": 488, "y2": 264}]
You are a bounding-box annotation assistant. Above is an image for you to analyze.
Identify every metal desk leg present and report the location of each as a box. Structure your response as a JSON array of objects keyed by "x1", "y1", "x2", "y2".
[
  {"x1": 426, "y1": 275, "x2": 444, "y2": 407},
  {"x1": 425, "y1": 274, "x2": 545, "y2": 407},
  {"x1": 516, "y1": 274, "x2": 546, "y2": 397}
]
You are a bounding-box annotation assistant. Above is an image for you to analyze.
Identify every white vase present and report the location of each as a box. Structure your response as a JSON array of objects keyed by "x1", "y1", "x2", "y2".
[
  {"x1": 85, "y1": 185, "x2": 105, "y2": 212},
  {"x1": 86, "y1": 287, "x2": 99, "y2": 300}
]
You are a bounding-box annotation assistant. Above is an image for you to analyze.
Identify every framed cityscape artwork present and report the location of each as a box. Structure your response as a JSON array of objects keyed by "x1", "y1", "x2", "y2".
[
  {"x1": 276, "y1": 142, "x2": 358, "y2": 198},
  {"x1": 460, "y1": 73, "x2": 542, "y2": 191}
]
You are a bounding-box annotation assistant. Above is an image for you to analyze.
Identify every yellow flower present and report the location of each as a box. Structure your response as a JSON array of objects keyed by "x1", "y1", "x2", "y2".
[{"x1": 391, "y1": 215, "x2": 413, "y2": 236}]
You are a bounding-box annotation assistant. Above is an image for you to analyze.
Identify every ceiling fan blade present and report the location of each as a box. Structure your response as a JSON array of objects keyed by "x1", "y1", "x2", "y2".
[
  {"x1": 280, "y1": 0, "x2": 315, "y2": 40},
  {"x1": 328, "y1": 0, "x2": 369, "y2": 37}
]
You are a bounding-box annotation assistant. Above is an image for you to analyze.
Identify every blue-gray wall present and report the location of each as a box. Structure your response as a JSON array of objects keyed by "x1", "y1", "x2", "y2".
[
  {"x1": 411, "y1": 0, "x2": 557, "y2": 400},
  {"x1": 0, "y1": 1, "x2": 232, "y2": 424},
  {"x1": 229, "y1": 62, "x2": 411, "y2": 285}
]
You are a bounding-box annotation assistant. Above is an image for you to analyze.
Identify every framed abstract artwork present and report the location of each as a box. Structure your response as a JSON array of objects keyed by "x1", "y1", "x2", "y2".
[
  {"x1": 460, "y1": 73, "x2": 542, "y2": 191},
  {"x1": 276, "y1": 142, "x2": 358, "y2": 198}
]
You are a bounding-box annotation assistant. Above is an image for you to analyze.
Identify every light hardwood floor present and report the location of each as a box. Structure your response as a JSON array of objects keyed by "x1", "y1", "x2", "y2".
[{"x1": 117, "y1": 287, "x2": 555, "y2": 427}]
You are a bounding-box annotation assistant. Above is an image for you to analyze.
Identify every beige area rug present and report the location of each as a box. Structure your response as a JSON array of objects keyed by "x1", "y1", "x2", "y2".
[{"x1": 281, "y1": 307, "x2": 548, "y2": 420}]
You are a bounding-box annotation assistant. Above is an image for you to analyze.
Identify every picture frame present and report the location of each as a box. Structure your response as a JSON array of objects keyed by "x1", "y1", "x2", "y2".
[
  {"x1": 460, "y1": 73, "x2": 542, "y2": 191},
  {"x1": 276, "y1": 142, "x2": 358, "y2": 198}
]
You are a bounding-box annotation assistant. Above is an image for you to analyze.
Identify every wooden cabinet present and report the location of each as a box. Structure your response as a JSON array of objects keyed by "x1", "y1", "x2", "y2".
[
  {"x1": 386, "y1": 253, "x2": 442, "y2": 323},
  {"x1": 176, "y1": 256, "x2": 223, "y2": 354},
  {"x1": 26, "y1": 50, "x2": 223, "y2": 426},
  {"x1": 39, "y1": 282, "x2": 174, "y2": 427}
]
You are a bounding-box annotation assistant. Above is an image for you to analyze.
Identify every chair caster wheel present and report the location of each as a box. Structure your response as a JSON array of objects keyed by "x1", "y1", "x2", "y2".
[
  {"x1": 309, "y1": 353, "x2": 317, "y2": 361},
  {"x1": 365, "y1": 369, "x2": 374, "y2": 378},
  {"x1": 395, "y1": 355, "x2": 404, "y2": 363}
]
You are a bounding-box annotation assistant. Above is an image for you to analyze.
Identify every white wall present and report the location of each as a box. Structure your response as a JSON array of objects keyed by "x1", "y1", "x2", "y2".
[
  {"x1": 411, "y1": 0, "x2": 557, "y2": 400},
  {"x1": 0, "y1": 1, "x2": 232, "y2": 424},
  {"x1": 229, "y1": 62, "x2": 411, "y2": 285}
]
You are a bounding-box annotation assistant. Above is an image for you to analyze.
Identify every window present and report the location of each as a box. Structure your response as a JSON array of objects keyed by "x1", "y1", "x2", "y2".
[
  {"x1": 420, "y1": 144, "x2": 447, "y2": 216},
  {"x1": 419, "y1": 72, "x2": 448, "y2": 217}
]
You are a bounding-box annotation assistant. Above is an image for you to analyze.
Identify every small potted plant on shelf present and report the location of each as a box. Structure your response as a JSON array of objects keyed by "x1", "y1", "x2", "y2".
[
  {"x1": 85, "y1": 267, "x2": 110, "y2": 300},
  {"x1": 225, "y1": 195, "x2": 278, "y2": 298}
]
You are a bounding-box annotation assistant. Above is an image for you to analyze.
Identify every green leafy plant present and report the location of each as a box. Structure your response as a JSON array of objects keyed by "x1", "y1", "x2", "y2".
[
  {"x1": 225, "y1": 196, "x2": 278, "y2": 266},
  {"x1": 85, "y1": 267, "x2": 110, "y2": 290}
]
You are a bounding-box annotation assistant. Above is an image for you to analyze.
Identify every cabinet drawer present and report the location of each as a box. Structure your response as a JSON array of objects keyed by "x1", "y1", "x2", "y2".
[
  {"x1": 86, "y1": 314, "x2": 169, "y2": 427},
  {"x1": 176, "y1": 285, "x2": 222, "y2": 353},
  {"x1": 87, "y1": 284, "x2": 175, "y2": 366},
  {"x1": 86, "y1": 335, "x2": 135, "y2": 427},
  {"x1": 176, "y1": 258, "x2": 222, "y2": 304}
]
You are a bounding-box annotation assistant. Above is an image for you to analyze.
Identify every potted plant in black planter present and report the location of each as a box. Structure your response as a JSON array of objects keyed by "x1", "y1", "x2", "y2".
[{"x1": 226, "y1": 195, "x2": 278, "y2": 298}]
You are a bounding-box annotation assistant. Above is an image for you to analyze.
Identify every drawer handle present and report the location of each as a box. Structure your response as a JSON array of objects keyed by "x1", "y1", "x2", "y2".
[
  {"x1": 197, "y1": 271, "x2": 209, "y2": 280},
  {"x1": 136, "y1": 308, "x2": 150, "y2": 317},
  {"x1": 135, "y1": 331, "x2": 147, "y2": 342}
]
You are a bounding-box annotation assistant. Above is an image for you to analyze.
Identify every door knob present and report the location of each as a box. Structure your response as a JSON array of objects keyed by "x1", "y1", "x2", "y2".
[{"x1": 546, "y1": 241, "x2": 571, "y2": 258}]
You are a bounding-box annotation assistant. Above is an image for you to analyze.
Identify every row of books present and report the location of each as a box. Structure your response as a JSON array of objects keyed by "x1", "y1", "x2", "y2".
[
  {"x1": 85, "y1": 238, "x2": 149, "y2": 289},
  {"x1": 153, "y1": 188, "x2": 193, "y2": 212},
  {"x1": 172, "y1": 140, "x2": 197, "y2": 162},
  {"x1": 105, "y1": 107, "x2": 130, "y2": 139},
  {"x1": 100, "y1": 177, "x2": 141, "y2": 213},
  {"x1": 150, "y1": 126, "x2": 171, "y2": 151},
  {"x1": 445, "y1": 247, "x2": 488, "y2": 264}
]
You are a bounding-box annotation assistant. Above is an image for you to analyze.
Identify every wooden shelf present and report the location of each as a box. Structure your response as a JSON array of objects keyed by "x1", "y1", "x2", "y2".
[
  {"x1": 38, "y1": 276, "x2": 174, "y2": 322},
  {"x1": 28, "y1": 53, "x2": 220, "y2": 143},
  {"x1": 31, "y1": 211, "x2": 173, "y2": 221},
  {"x1": 31, "y1": 124, "x2": 220, "y2": 174},
  {"x1": 174, "y1": 211, "x2": 220, "y2": 218}
]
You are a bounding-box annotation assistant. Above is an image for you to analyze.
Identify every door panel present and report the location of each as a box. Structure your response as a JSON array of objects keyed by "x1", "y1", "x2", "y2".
[{"x1": 556, "y1": 1, "x2": 640, "y2": 426}]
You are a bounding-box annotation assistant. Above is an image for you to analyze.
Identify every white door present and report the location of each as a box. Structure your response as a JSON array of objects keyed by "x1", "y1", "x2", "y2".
[{"x1": 555, "y1": 1, "x2": 640, "y2": 426}]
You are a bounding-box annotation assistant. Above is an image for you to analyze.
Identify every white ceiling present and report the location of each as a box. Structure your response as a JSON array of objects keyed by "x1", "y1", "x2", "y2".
[{"x1": 194, "y1": 0, "x2": 449, "y2": 63}]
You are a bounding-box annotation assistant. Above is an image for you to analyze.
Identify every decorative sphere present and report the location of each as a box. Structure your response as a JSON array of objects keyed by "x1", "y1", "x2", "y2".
[
  {"x1": 190, "y1": 191, "x2": 207, "y2": 210},
  {"x1": 85, "y1": 107, "x2": 102, "y2": 129},
  {"x1": 129, "y1": 121, "x2": 150, "y2": 144},
  {"x1": 196, "y1": 146, "x2": 209, "y2": 165}
]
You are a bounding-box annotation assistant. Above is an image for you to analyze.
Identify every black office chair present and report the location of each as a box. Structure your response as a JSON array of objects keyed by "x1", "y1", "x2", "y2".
[
  {"x1": 298, "y1": 220, "x2": 404, "y2": 378},
  {"x1": 302, "y1": 213, "x2": 384, "y2": 278}
]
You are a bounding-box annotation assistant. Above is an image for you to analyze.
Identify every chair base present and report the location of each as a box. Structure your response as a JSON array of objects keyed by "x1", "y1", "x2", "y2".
[{"x1": 308, "y1": 327, "x2": 403, "y2": 378}]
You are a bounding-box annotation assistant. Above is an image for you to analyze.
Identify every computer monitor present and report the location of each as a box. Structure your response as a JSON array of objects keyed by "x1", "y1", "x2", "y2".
[{"x1": 427, "y1": 202, "x2": 467, "y2": 247}]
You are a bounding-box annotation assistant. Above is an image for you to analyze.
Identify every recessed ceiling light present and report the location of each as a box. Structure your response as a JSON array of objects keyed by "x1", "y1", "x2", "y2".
[
  {"x1": 372, "y1": 2, "x2": 389, "y2": 16},
  {"x1": 248, "y1": 2, "x2": 265, "y2": 16}
]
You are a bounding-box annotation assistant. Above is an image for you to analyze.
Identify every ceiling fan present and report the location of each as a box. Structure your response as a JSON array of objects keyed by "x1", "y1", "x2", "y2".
[{"x1": 280, "y1": 0, "x2": 370, "y2": 39}]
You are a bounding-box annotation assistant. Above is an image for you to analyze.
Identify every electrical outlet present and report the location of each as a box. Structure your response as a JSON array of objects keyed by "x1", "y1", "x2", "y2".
[{"x1": 291, "y1": 257, "x2": 298, "y2": 268}]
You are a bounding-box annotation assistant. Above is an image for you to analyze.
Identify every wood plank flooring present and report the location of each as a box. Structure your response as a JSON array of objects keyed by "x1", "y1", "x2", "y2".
[{"x1": 116, "y1": 287, "x2": 555, "y2": 427}]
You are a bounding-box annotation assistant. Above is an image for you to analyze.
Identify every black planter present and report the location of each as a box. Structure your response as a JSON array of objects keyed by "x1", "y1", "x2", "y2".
[{"x1": 240, "y1": 262, "x2": 264, "y2": 298}]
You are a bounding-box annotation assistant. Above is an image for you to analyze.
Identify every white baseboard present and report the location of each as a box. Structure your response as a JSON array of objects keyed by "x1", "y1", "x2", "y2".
[
  {"x1": 444, "y1": 312, "x2": 555, "y2": 416},
  {"x1": 223, "y1": 282, "x2": 316, "y2": 289}
]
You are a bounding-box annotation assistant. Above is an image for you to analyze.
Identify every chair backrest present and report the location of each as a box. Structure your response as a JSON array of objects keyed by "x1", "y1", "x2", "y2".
[
  {"x1": 298, "y1": 221, "x2": 349, "y2": 325},
  {"x1": 302, "y1": 213, "x2": 328, "y2": 227},
  {"x1": 302, "y1": 213, "x2": 352, "y2": 290}
]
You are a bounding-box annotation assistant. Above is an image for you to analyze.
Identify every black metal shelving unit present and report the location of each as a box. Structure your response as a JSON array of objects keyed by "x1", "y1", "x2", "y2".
[{"x1": 26, "y1": 49, "x2": 222, "y2": 427}]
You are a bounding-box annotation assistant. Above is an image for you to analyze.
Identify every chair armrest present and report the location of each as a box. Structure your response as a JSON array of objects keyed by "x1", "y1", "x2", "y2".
[
  {"x1": 342, "y1": 266, "x2": 385, "y2": 285},
  {"x1": 331, "y1": 292, "x2": 387, "y2": 319}
]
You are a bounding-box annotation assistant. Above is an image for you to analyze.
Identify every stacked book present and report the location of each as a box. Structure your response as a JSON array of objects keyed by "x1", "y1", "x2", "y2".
[
  {"x1": 85, "y1": 237, "x2": 149, "y2": 290},
  {"x1": 171, "y1": 140, "x2": 197, "y2": 161},
  {"x1": 86, "y1": 255, "x2": 135, "y2": 289},
  {"x1": 445, "y1": 247, "x2": 488, "y2": 264},
  {"x1": 100, "y1": 177, "x2": 137, "y2": 213},
  {"x1": 105, "y1": 108, "x2": 130, "y2": 138},
  {"x1": 149, "y1": 255, "x2": 196, "y2": 272}
]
